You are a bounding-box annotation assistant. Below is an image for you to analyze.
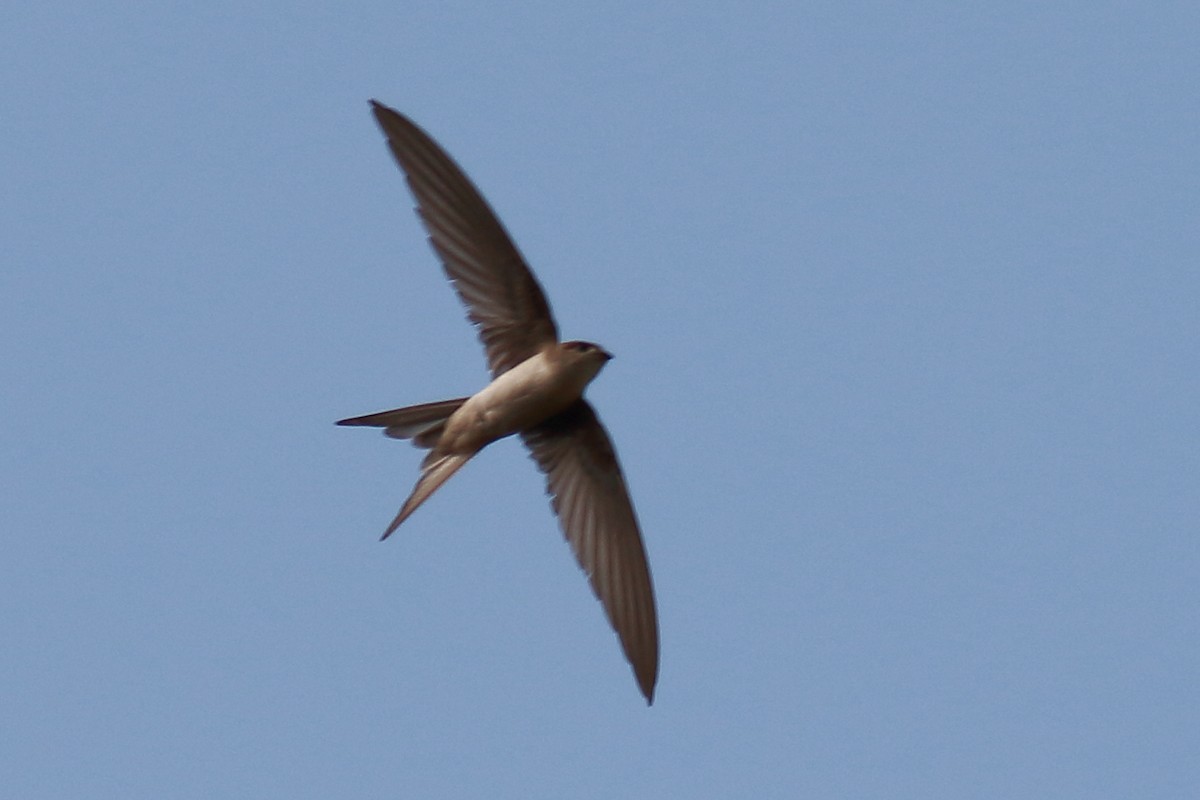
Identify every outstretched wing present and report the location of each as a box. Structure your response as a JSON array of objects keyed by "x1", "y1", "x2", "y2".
[
  {"x1": 521, "y1": 400, "x2": 659, "y2": 703},
  {"x1": 371, "y1": 101, "x2": 559, "y2": 377}
]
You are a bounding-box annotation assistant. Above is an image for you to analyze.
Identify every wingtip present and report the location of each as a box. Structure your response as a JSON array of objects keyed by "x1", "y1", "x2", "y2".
[
  {"x1": 368, "y1": 99, "x2": 390, "y2": 123},
  {"x1": 369, "y1": 98, "x2": 396, "y2": 120}
]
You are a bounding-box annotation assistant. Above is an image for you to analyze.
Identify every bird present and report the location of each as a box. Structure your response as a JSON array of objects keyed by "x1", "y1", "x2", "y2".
[{"x1": 338, "y1": 100, "x2": 659, "y2": 704}]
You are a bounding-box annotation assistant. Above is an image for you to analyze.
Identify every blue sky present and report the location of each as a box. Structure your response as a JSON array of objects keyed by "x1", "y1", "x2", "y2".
[{"x1": 3, "y1": 2, "x2": 1197, "y2": 797}]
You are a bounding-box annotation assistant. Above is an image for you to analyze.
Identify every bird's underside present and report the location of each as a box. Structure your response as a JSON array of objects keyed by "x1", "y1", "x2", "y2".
[{"x1": 339, "y1": 100, "x2": 660, "y2": 703}]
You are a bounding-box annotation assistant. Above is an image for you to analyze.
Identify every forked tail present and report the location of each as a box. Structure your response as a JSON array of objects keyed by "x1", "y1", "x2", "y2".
[
  {"x1": 380, "y1": 451, "x2": 473, "y2": 540},
  {"x1": 337, "y1": 397, "x2": 468, "y2": 449}
]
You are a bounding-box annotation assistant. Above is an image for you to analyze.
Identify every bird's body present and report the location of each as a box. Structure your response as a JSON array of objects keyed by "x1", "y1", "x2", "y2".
[
  {"x1": 341, "y1": 341, "x2": 613, "y2": 537},
  {"x1": 442, "y1": 343, "x2": 610, "y2": 451},
  {"x1": 339, "y1": 101, "x2": 659, "y2": 703}
]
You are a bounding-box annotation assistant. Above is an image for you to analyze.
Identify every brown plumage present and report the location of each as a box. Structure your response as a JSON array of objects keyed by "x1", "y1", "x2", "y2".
[{"x1": 338, "y1": 101, "x2": 659, "y2": 703}]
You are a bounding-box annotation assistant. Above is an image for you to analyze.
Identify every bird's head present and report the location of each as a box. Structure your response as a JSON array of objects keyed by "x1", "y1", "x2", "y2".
[{"x1": 559, "y1": 340, "x2": 613, "y2": 382}]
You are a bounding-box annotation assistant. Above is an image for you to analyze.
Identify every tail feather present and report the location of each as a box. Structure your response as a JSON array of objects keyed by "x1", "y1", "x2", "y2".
[
  {"x1": 337, "y1": 397, "x2": 468, "y2": 448},
  {"x1": 400, "y1": 421, "x2": 448, "y2": 449},
  {"x1": 381, "y1": 451, "x2": 472, "y2": 540}
]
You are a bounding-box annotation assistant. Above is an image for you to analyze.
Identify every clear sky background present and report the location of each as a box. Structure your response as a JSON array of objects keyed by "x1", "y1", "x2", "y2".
[{"x1": 3, "y1": 2, "x2": 1197, "y2": 797}]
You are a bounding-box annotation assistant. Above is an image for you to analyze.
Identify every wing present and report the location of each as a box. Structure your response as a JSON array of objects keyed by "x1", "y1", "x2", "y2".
[
  {"x1": 370, "y1": 100, "x2": 559, "y2": 377},
  {"x1": 521, "y1": 400, "x2": 659, "y2": 703}
]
